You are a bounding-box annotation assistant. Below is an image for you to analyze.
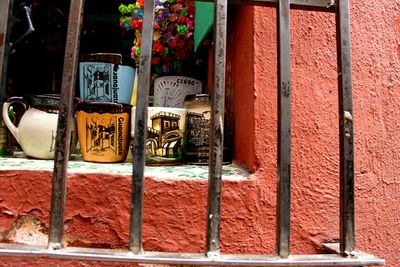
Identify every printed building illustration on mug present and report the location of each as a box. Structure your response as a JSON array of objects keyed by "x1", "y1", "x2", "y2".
[
  {"x1": 82, "y1": 64, "x2": 113, "y2": 102},
  {"x1": 185, "y1": 111, "x2": 211, "y2": 163},
  {"x1": 146, "y1": 111, "x2": 183, "y2": 158},
  {"x1": 86, "y1": 117, "x2": 117, "y2": 154}
]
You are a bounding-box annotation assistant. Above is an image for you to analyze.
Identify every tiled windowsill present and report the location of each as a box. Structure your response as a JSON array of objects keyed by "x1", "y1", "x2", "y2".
[{"x1": 0, "y1": 152, "x2": 250, "y2": 180}]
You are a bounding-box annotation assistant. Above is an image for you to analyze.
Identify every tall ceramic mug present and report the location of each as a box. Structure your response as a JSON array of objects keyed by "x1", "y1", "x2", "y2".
[
  {"x1": 153, "y1": 76, "x2": 202, "y2": 108},
  {"x1": 1, "y1": 95, "x2": 77, "y2": 159},
  {"x1": 131, "y1": 106, "x2": 186, "y2": 165},
  {"x1": 79, "y1": 53, "x2": 135, "y2": 104},
  {"x1": 183, "y1": 94, "x2": 211, "y2": 164},
  {"x1": 76, "y1": 102, "x2": 132, "y2": 163}
]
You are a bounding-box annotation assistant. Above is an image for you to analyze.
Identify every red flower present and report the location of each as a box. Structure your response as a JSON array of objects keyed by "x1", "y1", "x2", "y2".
[
  {"x1": 151, "y1": 57, "x2": 161, "y2": 65},
  {"x1": 131, "y1": 19, "x2": 142, "y2": 30},
  {"x1": 153, "y1": 42, "x2": 164, "y2": 53},
  {"x1": 178, "y1": 15, "x2": 187, "y2": 24},
  {"x1": 169, "y1": 36, "x2": 180, "y2": 48},
  {"x1": 186, "y1": 5, "x2": 195, "y2": 15},
  {"x1": 187, "y1": 20, "x2": 194, "y2": 30},
  {"x1": 118, "y1": 0, "x2": 196, "y2": 75}
]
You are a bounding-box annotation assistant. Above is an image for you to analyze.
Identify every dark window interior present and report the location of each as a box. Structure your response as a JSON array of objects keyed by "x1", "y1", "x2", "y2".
[
  {"x1": 6, "y1": 0, "x2": 211, "y2": 98},
  {"x1": 7, "y1": 0, "x2": 69, "y2": 96}
]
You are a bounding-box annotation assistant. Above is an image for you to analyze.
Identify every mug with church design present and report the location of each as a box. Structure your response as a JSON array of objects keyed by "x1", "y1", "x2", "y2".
[
  {"x1": 79, "y1": 53, "x2": 135, "y2": 104},
  {"x1": 131, "y1": 107, "x2": 186, "y2": 165},
  {"x1": 76, "y1": 102, "x2": 132, "y2": 163}
]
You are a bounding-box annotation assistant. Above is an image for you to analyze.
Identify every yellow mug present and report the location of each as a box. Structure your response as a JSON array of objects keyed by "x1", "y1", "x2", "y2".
[{"x1": 76, "y1": 102, "x2": 132, "y2": 163}]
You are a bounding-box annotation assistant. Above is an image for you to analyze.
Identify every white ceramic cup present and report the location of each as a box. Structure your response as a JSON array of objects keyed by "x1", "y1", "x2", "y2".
[{"x1": 153, "y1": 76, "x2": 202, "y2": 108}]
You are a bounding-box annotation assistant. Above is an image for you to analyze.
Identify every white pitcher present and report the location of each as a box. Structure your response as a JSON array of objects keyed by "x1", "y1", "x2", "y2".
[{"x1": 2, "y1": 95, "x2": 77, "y2": 159}]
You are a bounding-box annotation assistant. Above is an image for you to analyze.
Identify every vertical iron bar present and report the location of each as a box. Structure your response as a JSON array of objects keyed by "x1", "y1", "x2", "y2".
[
  {"x1": 276, "y1": 0, "x2": 291, "y2": 259},
  {"x1": 0, "y1": 0, "x2": 13, "y2": 100},
  {"x1": 205, "y1": 0, "x2": 228, "y2": 255},
  {"x1": 48, "y1": 0, "x2": 84, "y2": 249},
  {"x1": 129, "y1": 0, "x2": 155, "y2": 254},
  {"x1": 336, "y1": 0, "x2": 355, "y2": 255}
]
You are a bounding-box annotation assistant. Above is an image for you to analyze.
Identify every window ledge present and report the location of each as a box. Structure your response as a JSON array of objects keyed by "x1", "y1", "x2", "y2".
[{"x1": 0, "y1": 152, "x2": 250, "y2": 181}]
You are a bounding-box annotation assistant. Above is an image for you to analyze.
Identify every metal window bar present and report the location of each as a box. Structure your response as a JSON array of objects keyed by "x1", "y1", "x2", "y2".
[
  {"x1": 130, "y1": 0, "x2": 155, "y2": 254},
  {"x1": 0, "y1": 0, "x2": 385, "y2": 265},
  {"x1": 276, "y1": 0, "x2": 291, "y2": 259},
  {"x1": 206, "y1": 0, "x2": 228, "y2": 256},
  {"x1": 0, "y1": 0, "x2": 13, "y2": 101}
]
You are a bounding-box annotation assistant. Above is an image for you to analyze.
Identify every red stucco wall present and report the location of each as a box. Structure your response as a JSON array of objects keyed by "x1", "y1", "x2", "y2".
[
  {"x1": 0, "y1": 171, "x2": 279, "y2": 265},
  {"x1": 233, "y1": 6, "x2": 257, "y2": 172},
  {"x1": 234, "y1": 1, "x2": 399, "y2": 266},
  {"x1": 0, "y1": 1, "x2": 399, "y2": 266}
]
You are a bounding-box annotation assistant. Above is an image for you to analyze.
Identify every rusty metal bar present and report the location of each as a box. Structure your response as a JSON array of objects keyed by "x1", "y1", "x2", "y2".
[
  {"x1": 205, "y1": 0, "x2": 228, "y2": 255},
  {"x1": 0, "y1": 0, "x2": 13, "y2": 100},
  {"x1": 197, "y1": 0, "x2": 335, "y2": 12},
  {"x1": 129, "y1": 0, "x2": 155, "y2": 254},
  {"x1": 0, "y1": 243, "x2": 385, "y2": 266},
  {"x1": 276, "y1": 0, "x2": 292, "y2": 259},
  {"x1": 48, "y1": 0, "x2": 85, "y2": 249},
  {"x1": 336, "y1": 0, "x2": 355, "y2": 256},
  {"x1": 289, "y1": 0, "x2": 333, "y2": 7}
]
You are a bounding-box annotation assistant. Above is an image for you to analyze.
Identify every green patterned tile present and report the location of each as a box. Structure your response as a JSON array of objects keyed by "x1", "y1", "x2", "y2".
[{"x1": 0, "y1": 152, "x2": 249, "y2": 180}]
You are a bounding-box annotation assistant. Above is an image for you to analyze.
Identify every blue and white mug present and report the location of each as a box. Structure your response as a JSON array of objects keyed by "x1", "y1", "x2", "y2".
[{"x1": 79, "y1": 53, "x2": 135, "y2": 104}]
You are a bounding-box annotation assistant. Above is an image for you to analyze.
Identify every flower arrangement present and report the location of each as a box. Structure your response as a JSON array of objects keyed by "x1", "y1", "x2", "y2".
[{"x1": 118, "y1": 0, "x2": 195, "y2": 76}]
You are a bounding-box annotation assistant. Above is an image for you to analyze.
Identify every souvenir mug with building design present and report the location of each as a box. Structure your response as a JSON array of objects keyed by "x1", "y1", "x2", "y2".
[
  {"x1": 131, "y1": 107, "x2": 186, "y2": 165},
  {"x1": 2, "y1": 95, "x2": 77, "y2": 159},
  {"x1": 153, "y1": 76, "x2": 202, "y2": 108},
  {"x1": 79, "y1": 53, "x2": 135, "y2": 104},
  {"x1": 183, "y1": 94, "x2": 211, "y2": 164},
  {"x1": 76, "y1": 102, "x2": 132, "y2": 163}
]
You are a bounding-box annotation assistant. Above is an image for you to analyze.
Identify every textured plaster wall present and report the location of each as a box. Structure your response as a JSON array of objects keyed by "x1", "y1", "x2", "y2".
[
  {"x1": 238, "y1": 0, "x2": 399, "y2": 266},
  {"x1": 0, "y1": 1, "x2": 399, "y2": 266},
  {"x1": 233, "y1": 6, "x2": 257, "y2": 172},
  {"x1": 0, "y1": 171, "x2": 277, "y2": 265}
]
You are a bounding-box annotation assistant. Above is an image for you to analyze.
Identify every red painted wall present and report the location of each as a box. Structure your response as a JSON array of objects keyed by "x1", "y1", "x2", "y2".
[
  {"x1": 0, "y1": 171, "x2": 278, "y2": 265},
  {"x1": 0, "y1": 1, "x2": 399, "y2": 266},
  {"x1": 233, "y1": 6, "x2": 257, "y2": 172},
  {"x1": 233, "y1": 1, "x2": 400, "y2": 266}
]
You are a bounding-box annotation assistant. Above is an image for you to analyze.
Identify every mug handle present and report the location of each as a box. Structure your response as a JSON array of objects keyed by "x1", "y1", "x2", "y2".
[{"x1": 2, "y1": 97, "x2": 27, "y2": 141}]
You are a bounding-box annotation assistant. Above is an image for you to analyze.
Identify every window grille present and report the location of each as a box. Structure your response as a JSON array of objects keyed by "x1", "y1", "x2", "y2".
[{"x1": 0, "y1": 0, "x2": 385, "y2": 265}]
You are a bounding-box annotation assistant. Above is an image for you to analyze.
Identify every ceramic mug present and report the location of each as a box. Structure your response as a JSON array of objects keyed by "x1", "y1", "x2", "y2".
[
  {"x1": 153, "y1": 76, "x2": 202, "y2": 108},
  {"x1": 131, "y1": 107, "x2": 186, "y2": 165},
  {"x1": 79, "y1": 53, "x2": 135, "y2": 104},
  {"x1": 183, "y1": 94, "x2": 212, "y2": 164},
  {"x1": 1, "y1": 95, "x2": 77, "y2": 159},
  {"x1": 76, "y1": 102, "x2": 132, "y2": 163}
]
